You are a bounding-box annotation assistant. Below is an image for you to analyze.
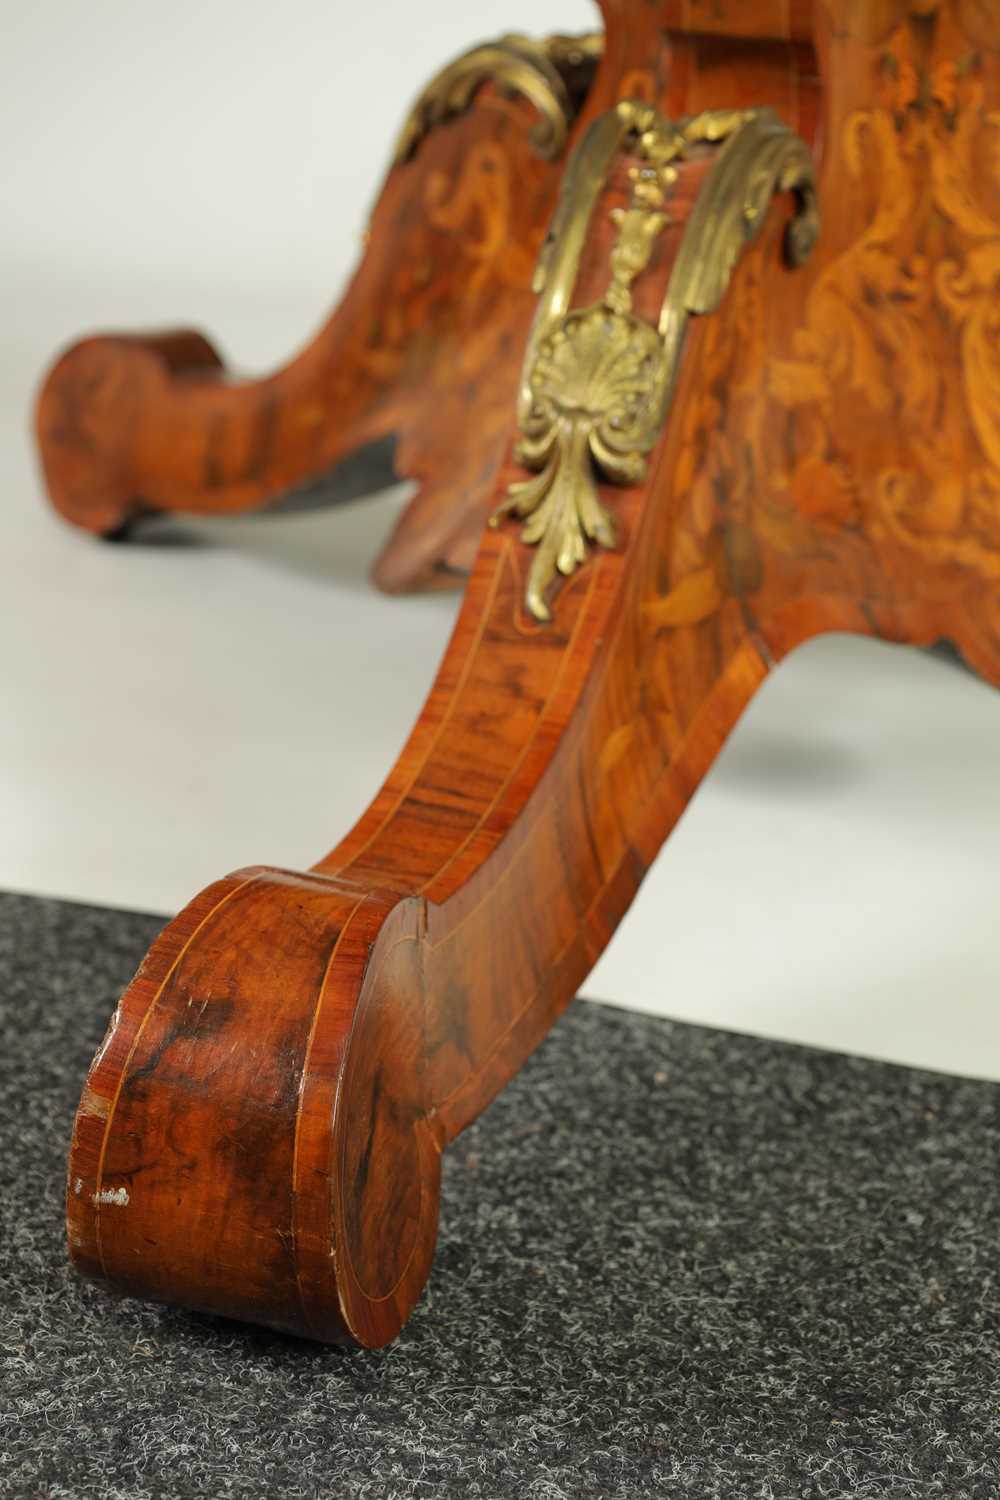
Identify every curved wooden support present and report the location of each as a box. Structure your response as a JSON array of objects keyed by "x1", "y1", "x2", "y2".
[
  {"x1": 63, "y1": 0, "x2": 1000, "y2": 1346},
  {"x1": 34, "y1": 9, "x2": 823, "y2": 593},
  {"x1": 35, "y1": 34, "x2": 605, "y2": 591}
]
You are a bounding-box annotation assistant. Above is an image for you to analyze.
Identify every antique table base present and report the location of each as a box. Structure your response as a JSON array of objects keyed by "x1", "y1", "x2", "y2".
[{"x1": 37, "y1": 1, "x2": 1000, "y2": 1346}]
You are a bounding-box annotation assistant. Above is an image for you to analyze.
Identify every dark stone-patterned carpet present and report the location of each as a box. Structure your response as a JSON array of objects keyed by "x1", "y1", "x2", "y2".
[{"x1": 1, "y1": 890, "x2": 998, "y2": 1499}]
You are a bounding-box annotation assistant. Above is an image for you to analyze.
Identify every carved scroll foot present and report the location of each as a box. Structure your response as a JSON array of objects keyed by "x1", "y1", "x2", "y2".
[{"x1": 70, "y1": 870, "x2": 440, "y2": 1345}]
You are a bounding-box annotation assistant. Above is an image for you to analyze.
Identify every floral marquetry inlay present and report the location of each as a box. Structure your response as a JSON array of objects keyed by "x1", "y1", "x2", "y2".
[{"x1": 762, "y1": 10, "x2": 1000, "y2": 626}]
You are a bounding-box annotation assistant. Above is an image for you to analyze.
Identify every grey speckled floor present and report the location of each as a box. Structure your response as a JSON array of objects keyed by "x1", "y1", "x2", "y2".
[{"x1": 2, "y1": 890, "x2": 999, "y2": 1500}]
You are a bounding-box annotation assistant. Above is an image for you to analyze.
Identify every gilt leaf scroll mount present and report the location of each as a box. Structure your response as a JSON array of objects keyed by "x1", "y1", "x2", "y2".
[{"x1": 491, "y1": 103, "x2": 821, "y2": 622}]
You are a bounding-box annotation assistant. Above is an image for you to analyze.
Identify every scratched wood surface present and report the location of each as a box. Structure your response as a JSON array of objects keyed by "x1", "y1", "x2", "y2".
[{"x1": 61, "y1": 0, "x2": 1000, "y2": 1347}]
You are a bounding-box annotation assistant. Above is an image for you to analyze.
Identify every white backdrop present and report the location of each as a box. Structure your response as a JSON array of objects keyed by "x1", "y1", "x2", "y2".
[{"x1": 4, "y1": 1, "x2": 1000, "y2": 1080}]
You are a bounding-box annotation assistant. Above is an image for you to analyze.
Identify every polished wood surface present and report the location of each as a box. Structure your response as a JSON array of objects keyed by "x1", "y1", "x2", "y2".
[{"x1": 54, "y1": 0, "x2": 1000, "y2": 1346}]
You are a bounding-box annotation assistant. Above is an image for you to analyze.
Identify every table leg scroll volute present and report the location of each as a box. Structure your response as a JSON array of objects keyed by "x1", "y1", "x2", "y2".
[{"x1": 57, "y1": 0, "x2": 1000, "y2": 1347}]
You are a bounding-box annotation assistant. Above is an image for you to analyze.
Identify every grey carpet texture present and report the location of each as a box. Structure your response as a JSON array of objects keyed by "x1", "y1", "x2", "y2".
[{"x1": 2, "y1": 891, "x2": 999, "y2": 1500}]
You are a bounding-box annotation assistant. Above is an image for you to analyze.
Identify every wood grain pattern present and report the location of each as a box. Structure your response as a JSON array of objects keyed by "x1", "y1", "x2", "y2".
[{"x1": 58, "y1": 0, "x2": 1000, "y2": 1347}]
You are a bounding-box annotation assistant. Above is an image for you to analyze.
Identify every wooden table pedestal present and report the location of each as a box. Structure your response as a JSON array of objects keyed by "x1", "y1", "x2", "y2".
[{"x1": 37, "y1": 1, "x2": 1000, "y2": 1346}]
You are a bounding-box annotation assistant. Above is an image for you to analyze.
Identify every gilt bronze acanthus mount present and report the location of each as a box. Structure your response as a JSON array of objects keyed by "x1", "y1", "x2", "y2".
[
  {"x1": 492, "y1": 103, "x2": 820, "y2": 621},
  {"x1": 393, "y1": 30, "x2": 603, "y2": 166}
]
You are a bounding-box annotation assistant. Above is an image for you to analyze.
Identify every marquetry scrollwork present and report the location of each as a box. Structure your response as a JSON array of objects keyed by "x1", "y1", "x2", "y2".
[
  {"x1": 491, "y1": 102, "x2": 820, "y2": 621},
  {"x1": 759, "y1": 10, "x2": 1000, "y2": 618},
  {"x1": 393, "y1": 32, "x2": 603, "y2": 166}
]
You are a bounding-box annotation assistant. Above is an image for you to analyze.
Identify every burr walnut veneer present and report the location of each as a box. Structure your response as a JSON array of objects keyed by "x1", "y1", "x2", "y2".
[{"x1": 38, "y1": 0, "x2": 1000, "y2": 1346}]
